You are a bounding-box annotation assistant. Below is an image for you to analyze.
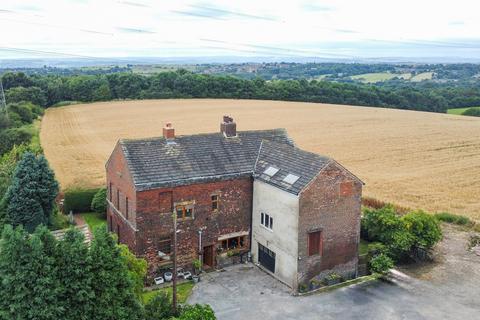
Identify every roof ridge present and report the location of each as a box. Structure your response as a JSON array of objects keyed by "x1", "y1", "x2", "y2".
[{"x1": 120, "y1": 128, "x2": 288, "y2": 144}]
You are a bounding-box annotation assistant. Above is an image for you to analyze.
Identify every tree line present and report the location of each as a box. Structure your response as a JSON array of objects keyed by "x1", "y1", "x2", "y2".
[{"x1": 3, "y1": 70, "x2": 480, "y2": 113}]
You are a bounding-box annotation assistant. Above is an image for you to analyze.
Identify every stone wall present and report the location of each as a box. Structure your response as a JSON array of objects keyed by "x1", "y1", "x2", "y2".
[
  {"x1": 135, "y1": 176, "x2": 253, "y2": 276},
  {"x1": 297, "y1": 161, "x2": 362, "y2": 287}
]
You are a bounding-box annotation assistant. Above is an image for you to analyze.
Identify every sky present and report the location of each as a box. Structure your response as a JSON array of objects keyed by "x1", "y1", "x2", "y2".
[{"x1": 1, "y1": 0, "x2": 480, "y2": 61}]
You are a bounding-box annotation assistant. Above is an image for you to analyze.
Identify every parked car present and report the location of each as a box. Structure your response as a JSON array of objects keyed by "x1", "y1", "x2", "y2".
[
  {"x1": 183, "y1": 271, "x2": 192, "y2": 280},
  {"x1": 164, "y1": 272, "x2": 173, "y2": 282},
  {"x1": 154, "y1": 276, "x2": 164, "y2": 285}
]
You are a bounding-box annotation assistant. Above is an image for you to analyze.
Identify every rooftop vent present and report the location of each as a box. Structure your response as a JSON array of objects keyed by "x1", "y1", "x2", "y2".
[
  {"x1": 283, "y1": 173, "x2": 300, "y2": 185},
  {"x1": 263, "y1": 166, "x2": 279, "y2": 177}
]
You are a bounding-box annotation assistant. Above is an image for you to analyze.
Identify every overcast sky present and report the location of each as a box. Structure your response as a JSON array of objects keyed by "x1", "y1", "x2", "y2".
[{"x1": 1, "y1": 0, "x2": 479, "y2": 61}]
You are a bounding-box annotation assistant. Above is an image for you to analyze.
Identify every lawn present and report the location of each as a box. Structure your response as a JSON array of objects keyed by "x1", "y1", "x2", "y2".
[
  {"x1": 81, "y1": 212, "x2": 106, "y2": 230},
  {"x1": 447, "y1": 107, "x2": 480, "y2": 115},
  {"x1": 359, "y1": 239, "x2": 370, "y2": 256},
  {"x1": 142, "y1": 282, "x2": 195, "y2": 304}
]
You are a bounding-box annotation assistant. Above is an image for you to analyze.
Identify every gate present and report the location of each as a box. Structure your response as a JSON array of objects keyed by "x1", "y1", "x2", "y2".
[{"x1": 258, "y1": 243, "x2": 276, "y2": 273}]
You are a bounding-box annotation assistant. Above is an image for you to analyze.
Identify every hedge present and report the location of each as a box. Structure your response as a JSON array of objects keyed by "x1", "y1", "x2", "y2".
[{"x1": 63, "y1": 188, "x2": 100, "y2": 214}]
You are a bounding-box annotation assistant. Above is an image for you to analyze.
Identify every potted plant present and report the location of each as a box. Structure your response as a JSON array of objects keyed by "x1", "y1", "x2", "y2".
[
  {"x1": 309, "y1": 279, "x2": 322, "y2": 290},
  {"x1": 324, "y1": 272, "x2": 342, "y2": 286},
  {"x1": 192, "y1": 259, "x2": 202, "y2": 274},
  {"x1": 298, "y1": 283, "x2": 308, "y2": 293}
]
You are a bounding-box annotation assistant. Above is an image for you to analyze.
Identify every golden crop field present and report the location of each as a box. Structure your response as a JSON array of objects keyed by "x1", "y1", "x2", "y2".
[{"x1": 40, "y1": 99, "x2": 480, "y2": 220}]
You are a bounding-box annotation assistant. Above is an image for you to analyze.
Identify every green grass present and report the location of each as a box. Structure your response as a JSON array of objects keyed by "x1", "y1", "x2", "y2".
[
  {"x1": 359, "y1": 239, "x2": 370, "y2": 255},
  {"x1": 142, "y1": 282, "x2": 195, "y2": 304},
  {"x1": 350, "y1": 72, "x2": 411, "y2": 83},
  {"x1": 411, "y1": 72, "x2": 434, "y2": 82},
  {"x1": 434, "y1": 212, "x2": 471, "y2": 226},
  {"x1": 447, "y1": 106, "x2": 480, "y2": 115},
  {"x1": 81, "y1": 212, "x2": 106, "y2": 230}
]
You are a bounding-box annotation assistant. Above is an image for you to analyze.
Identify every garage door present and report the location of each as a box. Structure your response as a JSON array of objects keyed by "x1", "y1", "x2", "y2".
[{"x1": 258, "y1": 243, "x2": 276, "y2": 273}]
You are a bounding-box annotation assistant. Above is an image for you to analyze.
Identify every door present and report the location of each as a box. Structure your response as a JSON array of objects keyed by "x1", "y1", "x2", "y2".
[
  {"x1": 203, "y1": 245, "x2": 215, "y2": 268},
  {"x1": 258, "y1": 243, "x2": 276, "y2": 273}
]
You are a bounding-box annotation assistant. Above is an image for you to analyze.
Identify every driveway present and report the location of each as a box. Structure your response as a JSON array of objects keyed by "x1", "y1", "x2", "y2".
[{"x1": 188, "y1": 225, "x2": 480, "y2": 320}]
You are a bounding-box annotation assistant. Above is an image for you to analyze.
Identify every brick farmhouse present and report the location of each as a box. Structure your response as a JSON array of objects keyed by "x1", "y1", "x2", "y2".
[{"x1": 106, "y1": 116, "x2": 363, "y2": 290}]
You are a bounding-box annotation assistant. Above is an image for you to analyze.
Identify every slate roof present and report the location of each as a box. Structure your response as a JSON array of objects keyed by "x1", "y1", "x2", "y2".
[
  {"x1": 120, "y1": 129, "x2": 294, "y2": 191},
  {"x1": 254, "y1": 140, "x2": 331, "y2": 195}
]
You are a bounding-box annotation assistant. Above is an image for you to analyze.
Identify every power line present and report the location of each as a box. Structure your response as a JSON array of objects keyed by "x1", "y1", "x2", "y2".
[
  {"x1": 0, "y1": 46, "x2": 101, "y2": 59},
  {"x1": 0, "y1": 79, "x2": 7, "y2": 117}
]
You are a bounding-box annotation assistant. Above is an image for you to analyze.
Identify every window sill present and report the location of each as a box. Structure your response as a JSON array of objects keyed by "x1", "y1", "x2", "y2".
[{"x1": 260, "y1": 225, "x2": 273, "y2": 232}]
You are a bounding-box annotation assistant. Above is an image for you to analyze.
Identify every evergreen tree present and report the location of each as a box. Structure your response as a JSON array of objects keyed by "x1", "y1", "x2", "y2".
[
  {"x1": 0, "y1": 225, "x2": 62, "y2": 319},
  {"x1": 56, "y1": 228, "x2": 94, "y2": 320},
  {"x1": 89, "y1": 228, "x2": 143, "y2": 320},
  {"x1": 36, "y1": 155, "x2": 59, "y2": 223},
  {"x1": 3, "y1": 152, "x2": 58, "y2": 232}
]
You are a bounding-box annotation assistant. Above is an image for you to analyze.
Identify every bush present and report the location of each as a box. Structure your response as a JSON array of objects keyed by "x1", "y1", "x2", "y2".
[
  {"x1": 462, "y1": 107, "x2": 480, "y2": 117},
  {"x1": 369, "y1": 253, "x2": 394, "y2": 275},
  {"x1": 367, "y1": 242, "x2": 387, "y2": 257},
  {"x1": 177, "y1": 304, "x2": 216, "y2": 320},
  {"x1": 434, "y1": 212, "x2": 471, "y2": 225},
  {"x1": 0, "y1": 128, "x2": 33, "y2": 156},
  {"x1": 402, "y1": 210, "x2": 442, "y2": 249},
  {"x1": 91, "y1": 187, "x2": 107, "y2": 215},
  {"x1": 50, "y1": 206, "x2": 71, "y2": 230},
  {"x1": 144, "y1": 292, "x2": 174, "y2": 320},
  {"x1": 64, "y1": 188, "x2": 99, "y2": 214}
]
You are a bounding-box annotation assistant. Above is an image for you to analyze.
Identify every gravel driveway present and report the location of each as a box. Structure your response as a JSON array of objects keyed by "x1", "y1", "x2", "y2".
[{"x1": 188, "y1": 225, "x2": 480, "y2": 320}]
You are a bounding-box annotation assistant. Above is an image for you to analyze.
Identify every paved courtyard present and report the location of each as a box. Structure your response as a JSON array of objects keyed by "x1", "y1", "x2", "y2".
[{"x1": 188, "y1": 225, "x2": 480, "y2": 320}]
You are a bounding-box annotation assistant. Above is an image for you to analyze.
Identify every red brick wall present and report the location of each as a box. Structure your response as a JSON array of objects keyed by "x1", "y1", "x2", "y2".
[
  {"x1": 135, "y1": 177, "x2": 253, "y2": 276},
  {"x1": 298, "y1": 161, "x2": 362, "y2": 285},
  {"x1": 106, "y1": 142, "x2": 138, "y2": 252}
]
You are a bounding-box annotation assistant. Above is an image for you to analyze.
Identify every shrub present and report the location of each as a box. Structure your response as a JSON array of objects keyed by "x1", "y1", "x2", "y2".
[
  {"x1": 402, "y1": 210, "x2": 442, "y2": 249},
  {"x1": 144, "y1": 292, "x2": 174, "y2": 320},
  {"x1": 91, "y1": 187, "x2": 107, "y2": 215},
  {"x1": 177, "y1": 304, "x2": 216, "y2": 320},
  {"x1": 434, "y1": 212, "x2": 471, "y2": 225},
  {"x1": 367, "y1": 242, "x2": 387, "y2": 257},
  {"x1": 64, "y1": 188, "x2": 99, "y2": 214},
  {"x1": 462, "y1": 107, "x2": 480, "y2": 117},
  {"x1": 369, "y1": 253, "x2": 394, "y2": 275},
  {"x1": 50, "y1": 206, "x2": 71, "y2": 230},
  {"x1": 0, "y1": 128, "x2": 33, "y2": 156}
]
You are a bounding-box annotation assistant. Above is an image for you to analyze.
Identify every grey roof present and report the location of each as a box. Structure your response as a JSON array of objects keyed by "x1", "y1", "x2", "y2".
[
  {"x1": 120, "y1": 129, "x2": 294, "y2": 191},
  {"x1": 254, "y1": 140, "x2": 331, "y2": 195}
]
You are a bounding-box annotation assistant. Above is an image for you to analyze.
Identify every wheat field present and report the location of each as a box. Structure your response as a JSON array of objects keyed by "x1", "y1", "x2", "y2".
[{"x1": 40, "y1": 99, "x2": 480, "y2": 220}]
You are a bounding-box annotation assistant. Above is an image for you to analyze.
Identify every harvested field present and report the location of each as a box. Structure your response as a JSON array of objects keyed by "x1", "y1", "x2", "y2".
[{"x1": 40, "y1": 99, "x2": 480, "y2": 220}]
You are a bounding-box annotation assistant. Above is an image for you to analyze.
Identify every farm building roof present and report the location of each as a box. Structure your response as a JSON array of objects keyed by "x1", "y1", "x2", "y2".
[
  {"x1": 254, "y1": 140, "x2": 332, "y2": 195},
  {"x1": 119, "y1": 129, "x2": 295, "y2": 191}
]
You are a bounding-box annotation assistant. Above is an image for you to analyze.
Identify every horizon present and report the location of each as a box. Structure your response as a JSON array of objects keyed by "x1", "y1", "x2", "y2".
[{"x1": 1, "y1": 0, "x2": 480, "y2": 65}]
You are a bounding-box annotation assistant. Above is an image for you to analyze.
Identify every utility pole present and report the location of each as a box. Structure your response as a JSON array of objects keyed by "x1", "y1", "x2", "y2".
[{"x1": 172, "y1": 210, "x2": 178, "y2": 315}]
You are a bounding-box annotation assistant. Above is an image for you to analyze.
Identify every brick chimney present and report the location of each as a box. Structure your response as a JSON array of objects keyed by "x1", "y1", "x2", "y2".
[
  {"x1": 163, "y1": 122, "x2": 175, "y2": 139},
  {"x1": 220, "y1": 115, "x2": 236, "y2": 138}
]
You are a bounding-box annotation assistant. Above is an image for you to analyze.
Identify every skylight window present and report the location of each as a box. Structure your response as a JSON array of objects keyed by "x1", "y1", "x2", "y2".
[
  {"x1": 283, "y1": 174, "x2": 300, "y2": 185},
  {"x1": 263, "y1": 166, "x2": 279, "y2": 177}
]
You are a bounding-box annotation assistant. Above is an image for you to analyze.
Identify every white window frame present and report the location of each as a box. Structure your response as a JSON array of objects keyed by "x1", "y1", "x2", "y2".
[{"x1": 260, "y1": 212, "x2": 273, "y2": 231}]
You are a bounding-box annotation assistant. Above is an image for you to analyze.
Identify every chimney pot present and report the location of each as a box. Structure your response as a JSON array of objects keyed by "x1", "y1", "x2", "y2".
[
  {"x1": 220, "y1": 115, "x2": 236, "y2": 138},
  {"x1": 163, "y1": 122, "x2": 175, "y2": 139}
]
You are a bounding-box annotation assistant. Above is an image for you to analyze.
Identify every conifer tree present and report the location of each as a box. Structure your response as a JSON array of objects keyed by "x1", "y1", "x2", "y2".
[
  {"x1": 56, "y1": 228, "x2": 94, "y2": 320},
  {"x1": 89, "y1": 228, "x2": 143, "y2": 320},
  {"x1": 3, "y1": 152, "x2": 58, "y2": 232},
  {"x1": 0, "y1": 225, "x2": 62, "y2": 319}
]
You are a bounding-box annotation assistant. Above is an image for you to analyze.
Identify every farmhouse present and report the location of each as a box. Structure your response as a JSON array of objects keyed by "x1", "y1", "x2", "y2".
[{"x1": 106, "y1": 116, "x2": 363, "y2": 290}]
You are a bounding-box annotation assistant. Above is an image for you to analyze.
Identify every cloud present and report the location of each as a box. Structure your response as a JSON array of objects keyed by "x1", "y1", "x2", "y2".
[
  {"x1": 302, "y1": 3, "x2": 335, "y2": 12},
  {"x1": 116, "y1": 27, "x2": 156, "y2": 34},
  {"x1": 117, "y1": 1, "x2": 150, "y2": 8},
  {"x1": 449, "y1": 21, "x2": 464, "y2": 26},
  {"x1": 173, "y1": 4, "x2": 277, "y2": 21}
]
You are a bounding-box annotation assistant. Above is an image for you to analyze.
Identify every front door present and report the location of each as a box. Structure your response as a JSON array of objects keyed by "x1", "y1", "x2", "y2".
[
  {"x1": 258, "y1": 243, "x2": 276, "y2": 273},
  {"x1": 203, "y1": 245, "x2": 215, "y2": 268}
]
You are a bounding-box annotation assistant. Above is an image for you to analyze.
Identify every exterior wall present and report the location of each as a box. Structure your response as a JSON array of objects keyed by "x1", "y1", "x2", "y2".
[
  {"x1": 106, "y1": 143, "x2": 138, "y2": 252},
  {"x1": 251, "y1": 180, "x2": 299, "y2": 288},
  {"x1": 135, "y1": 177, "x2": 253, "y2": 276},
  {"x1": 298, "y1": 161, "x2": 362, "y2": 286}
]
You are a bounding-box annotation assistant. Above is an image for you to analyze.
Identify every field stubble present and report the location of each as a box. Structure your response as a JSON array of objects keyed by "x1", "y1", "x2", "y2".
[{"x1": 40, "y1": 99, "x2": 480, "y2": 220}]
